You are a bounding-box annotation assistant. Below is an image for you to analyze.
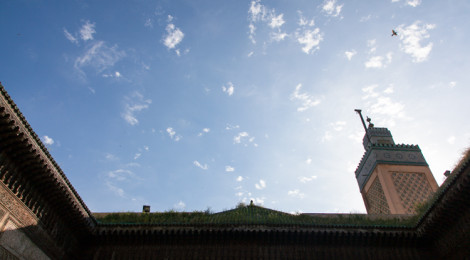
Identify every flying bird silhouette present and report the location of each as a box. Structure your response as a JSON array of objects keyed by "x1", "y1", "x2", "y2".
[{"x1": 391, "y1": 30, "x2": 398, "y2": 36}]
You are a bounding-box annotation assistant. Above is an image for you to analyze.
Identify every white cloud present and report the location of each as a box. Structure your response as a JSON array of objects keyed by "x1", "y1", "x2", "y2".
[
  {"x1": 105, "y1": 153, "x2": 118, "y2": 160},
  {"x1": 163, "y1": 19, "x2": 184, "y2": 50},
  {"x1": 122, "y1": 92, "x2": 152, "y2": 126},
  {"x1": 222, "y1": 82, "x2": 235, "y2": 96},
  {"x1": 106, "y1": 181, "x2": 125, "y2": 197},
  {"x1": 406, "y1": 0, "x2": 421, "y2": 7},
  {"x1": 225, "y1": 166, "x2": 235, "y2": 172},
  {"x1": 74, "y1": 41, "x2": 125, "y2": 76},
  {"x1": 332, "y1": 121, "x2": 347, "y2": 131},
  {"x1": 449, "y1": 81, "x2": 457, "y2": 88},
  {"x1": 269, "y1": 14, "x2": 285, "y2": 28},
  {"x1": 198, "y1": 128, "x2": 211, "y2": 136},
  {"x1": 362, "y1": 85, "x2": 407, "y2": 126},
  {"x1": 144, "y1": 18, "x2": 153, "y2": 28},
  {"x1": 365, "y1": 56, "x2": 384, "y2": 68},
  {"x1": 270, "y1": 31, "x2": 288, "y2": 42},
  {"x1": 290, "y1": 83, "x2": 322, "y2": 111},
  {"x1": 226, "y1": 124, "x2": 240, "y2": 130},
  {"x1": 295, "y1": 28, "x2": 323, "y2": 54},
  {"x1": 305, "y1": 158, "x2": 312, "y2": 164},
  {"x1": 166, "y1": 127, "x2": 182, "y2": 141},
  {"x1": 80, "y1": 20, "x2": 96, "y2": 41},
  {"x1": 367, "y1": 39, "x2": 377, "y2": 54},
  {"x1": 234, "y1": 132, "x2": 249, "y2": 144},
  {"x1": 194, "y1": 160, "x2": 208, "y2": 170},
  {"x1": 322, "y1": 131, "x2": 333, "y2": 142},
  {"x1": 360, "y1": 15, "x2": 372, "y2": 22},
  {"x1": 321, "y1": 0, "x2": 344, "y2": 18},
  {"x1": 236, "y1": 176, "x2": 244, "y2": 182},
  {"x1": 384, "y1": 86, "x2": 394, "y2": 94},
  {"x1": 134, "y1": 153, "x2": 141, "y2": 160},
  {"x1": 107, "y1": 169, "x2": 135, "y2": 182},
  {"x1": 255, "y1": 179, "x2": 266, "y2": 190},
  {"x1": 63, "y1": 29, "x2": 78, "y2": 44},
  {"x1": 174, "y1": 200, "x2": 186, "y2": 210},
  {"x1": 362, "y1": 84, "x2": 380, "y2": 99},
  {"x1": 345, "y1": 50, "x2": 357, "y2": 60},
  {"x1": 102, "y1": 71, "x2": 122, "y2": 78},
  {"x1": 42, "y1": 135, "x2": 54, "y2": 145},
  {"x1": 298, "y1": 12, "x2": 315, "y2": 27},
  {"x1": 298, "y1": 175, "x2": 317, "y2": 183},
  {"x1": 248, "y1": 0, "x2": 286, "y2": 44},
  {"x1": 288, "y1": 189, "x2": 305, "y2": 199},
  {"x1": 398, "y1": 21, "x2": 435, "y2": 62}
]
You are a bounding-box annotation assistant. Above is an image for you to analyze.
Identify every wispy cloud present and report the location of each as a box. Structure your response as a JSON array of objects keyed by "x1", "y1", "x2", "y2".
[
  {"x1": 226, "y1": 124, "x2": 240, "y2": 130},
  {"x1": 364, "y1": 40, "x2": 392, "y2": 68},
  {"x1": 288, "y1": 189, "x2": 305, "y2": 198},
  {"x1": 63, "y1": 28, "x2": 78, "y2": 44},
  {"x1": 365, "y1": 56, "x2": 384, "y2": 68},
  {"x1": 80, "y1": 20, "x2": 96, "y2": 41},
  {"x1": 392, "y1": 0, "x2": 422, "y2": 7},
  {"x1": 331, "y1": 121, "x2": 347, "y2": 131},
  {"x1": 233, "y1": 132, "x2": 256, "y2": 146},
  {"x1": 298, "y1": 175, "x2": 317, "y2": 183},
  {"x1": 163, "y1": 15, "x2": 184, "y2": 52},
  {"x1": 397, "y1": 21, "x2": 435, "y2": 62},
  {"x1": 255, "y1": 179, "x2": 266, "y2": 190},
  {"x1": 290, "y1": 84, "x2": 322, "y2": 111},
  {"x1": 174, "y1": 200, "x2": 186, "y2": 210},
  {"x1": 222, "y1": 82, "x2": 235, "y2": 96},
  {"x1": 225, "y1": 166, "x2": 235, "y2": 172},
  {"x1": 106, "y1": 181, "x2": 125, "y2": 197},
  {"x1": 236, "y1": 176, "x2": 244, "y2": 182},
  {"x1": 295, "y1": 28, "x2": 323, "y2": 54},
  {"x1": 194, "y1": 160, "x2": 208, "y2": 170},
  {"x1": 74, "y1": 41, "x2": 126, "y2": 76},
  {"x1": 198, "y1": 128, "x2": 211, "y2": 136},
  {"x1": 321, "y1": 0, "x2": 344, "y2": 18},
  {"x1": 122, "y1": 92, "x2": 152, "y2": 126},
  {"x1": 166, "y1": 127, "x2": 182, "y2": 141},
  {"x1": 102, "y1": 71, "x2": 122, "y2": 78},
  {"x1": 362, "y1": 84, "x2": 407, "y2": 126},
  {"x1": 42, "y1": 135, "x2": 54, "y2": 145},
  {"x1": 345, "y1": 50, "x2": 357, "y2": 60},
  {"x1": 107, "y1": 169, "x2": 135, "y2": 182},
  {"x1": 248, "y1": 0, "x2": 287, "y2": 44}
]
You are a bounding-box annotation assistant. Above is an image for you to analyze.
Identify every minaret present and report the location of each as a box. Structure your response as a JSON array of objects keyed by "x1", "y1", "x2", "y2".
[{"x1": 354, "y1": 110, "x2": 438, "y2": 214}]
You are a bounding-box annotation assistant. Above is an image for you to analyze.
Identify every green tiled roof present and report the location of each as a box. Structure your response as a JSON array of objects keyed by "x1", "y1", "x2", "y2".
[{"x1": 94, "y1": 205, "x2": 415, "y2": 227}]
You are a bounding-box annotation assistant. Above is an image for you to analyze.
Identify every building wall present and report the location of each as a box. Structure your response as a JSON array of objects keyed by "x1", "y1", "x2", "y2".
[{"x1": 0, "y1": 182, "x2": 50, "y2": 259}]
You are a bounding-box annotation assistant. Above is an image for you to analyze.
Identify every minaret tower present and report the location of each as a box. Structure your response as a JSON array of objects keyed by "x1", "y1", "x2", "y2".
[{"x1": 354, "y1": 110, "x2": 438, "y2": 214}]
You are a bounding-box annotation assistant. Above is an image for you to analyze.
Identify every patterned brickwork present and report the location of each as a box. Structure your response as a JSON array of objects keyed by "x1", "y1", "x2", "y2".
[
  {"x1": 391, "y1": 172, "x2": 433, "y2": 214},
  {"x1": 365, "y1": 177, "x2": 391, "y2": 214}
]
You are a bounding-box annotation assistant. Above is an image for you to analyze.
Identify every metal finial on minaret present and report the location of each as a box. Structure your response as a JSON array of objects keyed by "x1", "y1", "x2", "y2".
[{"x1": 354, "y1": 109, "x2": 372, "y2": 144}]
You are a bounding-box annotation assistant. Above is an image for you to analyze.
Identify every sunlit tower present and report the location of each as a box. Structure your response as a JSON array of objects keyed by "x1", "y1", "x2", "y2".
[{"x1": 354, "y1": 109, "x2": 438, "y2": 214}]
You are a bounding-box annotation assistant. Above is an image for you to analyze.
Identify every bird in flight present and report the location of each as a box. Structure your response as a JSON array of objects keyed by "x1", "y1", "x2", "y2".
[{"x1": 391, "y1": 30, "x2": 398, "y2": 37}]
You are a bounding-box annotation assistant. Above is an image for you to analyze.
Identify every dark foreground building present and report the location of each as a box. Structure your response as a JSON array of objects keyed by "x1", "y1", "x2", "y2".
[{"x1": 0, "y1": 83, "x2": 469, "y2": 259}]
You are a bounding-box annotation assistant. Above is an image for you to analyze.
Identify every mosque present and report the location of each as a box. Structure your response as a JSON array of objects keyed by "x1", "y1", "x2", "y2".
[{"x1": 0, "y1": 83, "x2": 469, "y2": 259}]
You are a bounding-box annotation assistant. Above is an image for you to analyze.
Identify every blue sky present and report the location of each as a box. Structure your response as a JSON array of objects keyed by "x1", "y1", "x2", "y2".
[{"x1": 1, "y1": 0, "x2": 469, "y2": 213}]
